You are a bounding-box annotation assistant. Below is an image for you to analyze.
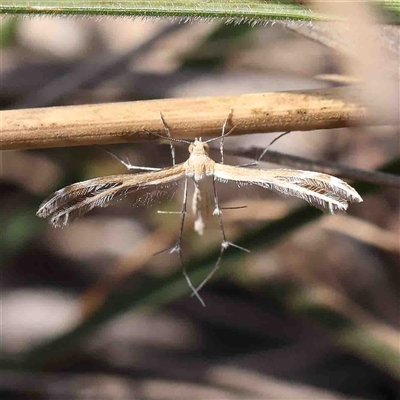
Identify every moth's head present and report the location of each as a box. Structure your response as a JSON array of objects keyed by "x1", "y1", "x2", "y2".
[{"x1": 189, "y1": 138, "x2": 210, "y2": 155}]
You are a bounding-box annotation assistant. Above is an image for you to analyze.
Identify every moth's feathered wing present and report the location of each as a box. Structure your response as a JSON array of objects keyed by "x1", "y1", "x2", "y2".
[
  {"x1": 213, "y1": 164, "x2": 362, "y2": 213},
  {"x1": 37, "y1": 164, "x2": 186, "y2": 227}
]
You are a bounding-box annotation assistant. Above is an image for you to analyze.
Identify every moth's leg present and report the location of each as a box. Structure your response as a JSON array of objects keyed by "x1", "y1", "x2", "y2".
[
  {"x1": 154, "y1": 179, "x2": 204, "y2": 305},
  {"x1": 192, "y1": 178, "x2": 249, "y2": 295},
  {"x1": 106, "y1": 151, "x2": 161, "y2": 172},
  {"x1": 239, "y1": 131, "x2": 292, "y2": 168},
  {"x1": 220, "y1": 108, "x2": 234, "y2": 164},
  {"x1": 171, "y1": 178, "x2": 205, "y2": 306},
  {"x1": 160, "y1": 112, "x2": 176, "y2": 166},
  {"x1": 206, "y1": 109, "x2": 235, "y2": 153}
]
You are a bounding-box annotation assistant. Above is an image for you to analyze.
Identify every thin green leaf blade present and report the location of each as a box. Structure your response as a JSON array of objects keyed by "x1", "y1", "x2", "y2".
[{"x1": 0, "y1": 0, "x2": 330, "y2": 21}]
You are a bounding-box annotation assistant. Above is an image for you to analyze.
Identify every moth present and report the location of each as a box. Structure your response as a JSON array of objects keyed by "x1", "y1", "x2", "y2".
[{"x1": 37, "y1": 111, "x2": 363, "y2": 305}]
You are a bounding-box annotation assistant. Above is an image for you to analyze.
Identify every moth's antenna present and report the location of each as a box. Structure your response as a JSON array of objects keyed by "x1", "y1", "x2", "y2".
[
  {"x1": 240, "y1": 130, "x2": 292, "y2": 168},
  {"x1": 257, "y1": 130, "x2": 292, "y2": 162},
  {"x1": 144, "y1": 130, "x2": 191, "y2": 145},
  {"x1": 204, "y1": 125, "x2": 236, "y2": 146},
  {"x1": 205, "y1": 126, "x2": 236, "y2": 144}
]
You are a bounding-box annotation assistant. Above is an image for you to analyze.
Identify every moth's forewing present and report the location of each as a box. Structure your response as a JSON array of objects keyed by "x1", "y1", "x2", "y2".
[{"x1": 37, "y1": 165, "x2": 187, "y2": 227}]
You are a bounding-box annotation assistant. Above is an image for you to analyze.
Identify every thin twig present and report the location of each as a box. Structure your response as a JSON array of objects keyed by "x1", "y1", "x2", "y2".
[
  {"x1": 0, "y1": 87, "x2": 371, "y2": 151},
  {"x1": 227, "y1": 148, "x2": 400, "y2": 189}
]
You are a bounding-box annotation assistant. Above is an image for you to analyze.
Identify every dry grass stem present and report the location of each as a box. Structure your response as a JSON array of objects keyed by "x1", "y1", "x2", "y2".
[{"x1": 1, "y1": 87, "x2": 370, "y2": 151}]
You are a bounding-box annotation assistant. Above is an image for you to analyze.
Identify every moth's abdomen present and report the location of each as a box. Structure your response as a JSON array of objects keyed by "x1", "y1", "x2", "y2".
[{"x1": 192, "y1": 176, "x2": 215, "y2": 235}]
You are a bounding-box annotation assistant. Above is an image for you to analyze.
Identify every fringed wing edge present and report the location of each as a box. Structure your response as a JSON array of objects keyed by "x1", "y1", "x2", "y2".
[
  {"x1": 214, "y1": 164, "x2": 362, "y2": 214},
  {"x1": 37, "y1": 164, "x2": 186, "y2": 227}
]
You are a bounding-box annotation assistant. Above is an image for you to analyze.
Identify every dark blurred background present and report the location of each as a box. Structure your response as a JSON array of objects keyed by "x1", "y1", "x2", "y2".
[{"x1": 1, "y1": 13, "x2": 399, "y2": 400}]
